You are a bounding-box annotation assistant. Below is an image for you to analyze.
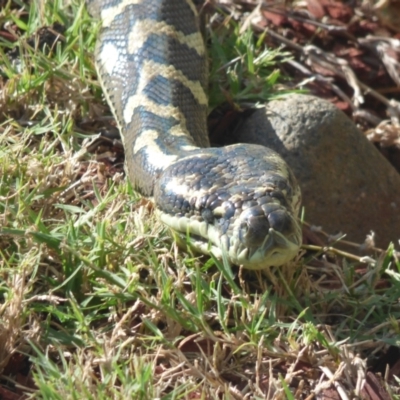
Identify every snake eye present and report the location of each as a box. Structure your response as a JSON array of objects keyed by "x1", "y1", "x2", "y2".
[
  {"x1": 246, "y1": 215, "x2": 270, "y2": 246},
  {"x1": 238, "y1": 214, "x2": 271, "y2": 247},
  {"x1": 201, "y1": 209, "x2": 214, "y2": 223}
]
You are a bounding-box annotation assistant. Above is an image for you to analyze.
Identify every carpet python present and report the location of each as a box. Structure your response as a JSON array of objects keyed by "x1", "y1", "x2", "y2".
[{"x1": 86, "y1": 0, "x2": 302, "y2": 269}]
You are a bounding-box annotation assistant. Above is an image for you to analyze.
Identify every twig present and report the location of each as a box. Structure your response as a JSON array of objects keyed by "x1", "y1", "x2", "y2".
[
  {"x1": 303, "y1": 222, "x2": 386, "y2": 254},
  {"x1": 287, "y1": 59, "x2": 356, "y2": 110},
  {"x1": 251, "y1": 24, "x2": 400, "y2": 118},
  {"x1": 301, "y1": 244, "x2": 376, "y2": 263},
  {"x1": 319, "y1": 365, "x2": 349, "y2": 400}
]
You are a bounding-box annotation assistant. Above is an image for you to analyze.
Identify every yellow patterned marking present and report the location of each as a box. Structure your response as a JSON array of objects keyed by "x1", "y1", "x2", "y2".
[
  {"x1": 123, "y1": 95, "x2": 188, "y2": 134},
  {"x1": 127, "y1": 19, "x2": 204, "y2": 56},
  {"x1": 137, "y1": 60, "x2": 206, "y2": 105},
  {"x1": 169, "y1": 125, "x2": 199, "y2": 144},
  {"x1": 98, "y1": 42, "x2": 120, "y2": 75},
  {"x1": 100, "y1": 0, "x2": 198, "y2": 28},
  {"x1": 100, "y1": 0, "x2": 143, "y2": 27},
  {"x1": 180, "y1": 144, "x2": 198, "y2": 151},
  {"x1": 138, "y1": 59, "x2": 206, "y2": 106},
  {"x1": 133, "y1": 130, "x2": 178, "y2": 169},
  {"x1": 123, "y1": 58, "x2": 207, "y2": 129}
]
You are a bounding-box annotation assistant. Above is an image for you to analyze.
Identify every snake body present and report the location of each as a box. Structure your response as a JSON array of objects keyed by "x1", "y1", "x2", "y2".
[{"x1": 87, "y1": 0, "x2": 302, "y2": 269}]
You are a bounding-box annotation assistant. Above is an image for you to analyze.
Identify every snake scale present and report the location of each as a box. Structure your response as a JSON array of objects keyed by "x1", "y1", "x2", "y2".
[{"x1": 86, "y1": 0, "x2": 302, "y2": 269}]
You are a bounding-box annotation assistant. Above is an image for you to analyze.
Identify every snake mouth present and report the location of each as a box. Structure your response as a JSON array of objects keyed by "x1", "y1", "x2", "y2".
[
  {"x1": 226, "y1": 203, "x2": 302, "y2": 269},
  {"x1": 231, "y1": 228, "x2": 301, "y2": 269}
]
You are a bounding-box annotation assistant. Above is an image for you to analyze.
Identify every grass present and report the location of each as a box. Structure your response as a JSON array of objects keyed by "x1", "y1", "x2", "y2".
[{"x1": 1, "y1": 0, "x2": 400, "y2": 398}]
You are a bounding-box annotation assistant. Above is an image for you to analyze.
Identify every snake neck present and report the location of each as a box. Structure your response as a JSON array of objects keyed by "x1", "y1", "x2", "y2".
[{"x1": 90, "y1": 0, "x2": 210, "y2": 196}]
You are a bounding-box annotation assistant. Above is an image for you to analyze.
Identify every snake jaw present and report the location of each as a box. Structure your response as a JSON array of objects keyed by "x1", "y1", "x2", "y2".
[
  {"x1": 230, "y1": 199, "x2": 302, "y2": 267},
  {"x1": 158, "y1": 202, "x2": 302, "y2": 270},
  {"x1": 232, "y1": 239, "x2": 300, "y2": 269},
  {"x1": 228, "y1": 211, "x2": 302, "y2": 269}
]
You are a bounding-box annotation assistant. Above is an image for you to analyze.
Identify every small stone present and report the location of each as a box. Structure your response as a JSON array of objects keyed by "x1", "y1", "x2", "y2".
[{"x1": 233, "y1": 94, "x2": 400, "y2": 249}]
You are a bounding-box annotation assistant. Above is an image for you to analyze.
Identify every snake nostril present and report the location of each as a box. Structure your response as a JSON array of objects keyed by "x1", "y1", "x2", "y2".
[
  {"x1": 267, "y1": 209, "x2": 292, "y2": 233},
  {"x1": 238, "y1": 221, "x2": 249, "y2": 243}
]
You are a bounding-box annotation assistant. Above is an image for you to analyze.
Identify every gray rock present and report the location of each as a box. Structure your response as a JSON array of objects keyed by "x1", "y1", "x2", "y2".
[{"x1": 233, "y1": 94, "x2": 400, "y2": 249}]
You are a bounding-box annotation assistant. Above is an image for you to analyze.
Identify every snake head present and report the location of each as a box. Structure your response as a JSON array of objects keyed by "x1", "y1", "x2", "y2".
[{"x1": 155, "y1": 145, "x2": 302, "y2": 269}]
